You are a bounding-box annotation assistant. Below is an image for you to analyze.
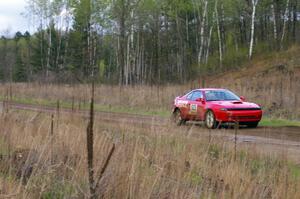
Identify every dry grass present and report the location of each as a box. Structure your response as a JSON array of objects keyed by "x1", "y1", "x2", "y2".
[
  {"x1": 0, "y1": 46, "x2": 299, "y2": 198},
  {"x1": 0, "y1": 83, "x2": 188, "y2": 113},
  {"x1": 0, "y1": 79, "x2": 300, "y2": 120},
  {"x1": 205, "y1": 45, "x2": 300, "y2": 119},
  {"x1": 0, "y1": 109, "x2": 300, "y2": 198}
]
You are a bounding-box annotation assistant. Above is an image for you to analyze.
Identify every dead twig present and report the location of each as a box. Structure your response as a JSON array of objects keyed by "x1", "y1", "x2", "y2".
[{"x1": 95, "y1": 143, "x2": 115, "y2": 193}]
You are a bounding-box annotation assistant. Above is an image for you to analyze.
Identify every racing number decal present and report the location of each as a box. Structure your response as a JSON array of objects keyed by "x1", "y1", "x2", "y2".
[{"x1": 189, "y1": 104, "x2": 197, "y2": 115}]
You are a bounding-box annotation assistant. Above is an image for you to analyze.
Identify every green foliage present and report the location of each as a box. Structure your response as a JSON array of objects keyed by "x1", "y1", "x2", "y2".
[
  {"x1": 0, "y1": 137, "x2": 9, "y2": 156},
  {"x1": 208, "y1": 144, "x2": 220, "y2": 160},
  {"x1": 289, "y1": 163, "x2": 300, "y2": 180},
  {"x1": 70, "y1": 0, "x2": 93, "y2": 76},
  {"x1": 31, "y1": 29, "x2": 47, "y2": 74},
  {"x1": 98, "y1": 59, "x2": 106, "y2": 81},
  {"x1": 260, "y1": 118, "x2": 300, "y2": 127},
  {"x1": 13, "y1": 51, "x2": 27, "y2": 82},
  {"x1": 73, "y1": 0, "x2": 91, "y2": 32},
  {"x1": 0, "y1": 66, "x2": 4, "y2": 81},
  {"x1": 0, "y1": 0, "x2": 299, "y2": 83},
  {"x1": 13, "y1": 35, "x2": 28, "y2": 82},
  {"x1": 41, "y1": 181, "x2": 75, "y2": 199},
  {"x1": 188, "y1": 168, "x2": 203, "y2": 186}
]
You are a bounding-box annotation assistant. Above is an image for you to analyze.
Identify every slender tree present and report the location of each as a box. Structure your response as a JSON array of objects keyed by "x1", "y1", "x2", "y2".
[{"x1": 249, "y1": 0, "x2": 259, "y2": 59}]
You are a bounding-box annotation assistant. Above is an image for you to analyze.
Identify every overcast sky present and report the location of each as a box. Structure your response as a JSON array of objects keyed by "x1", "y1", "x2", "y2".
[{"x1": 0, "y1": 0, "x2": 30, "y2": 36}]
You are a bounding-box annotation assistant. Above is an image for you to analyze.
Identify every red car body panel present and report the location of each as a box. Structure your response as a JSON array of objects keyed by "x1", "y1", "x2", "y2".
[{"x1": 173, "y1": 88, "x2": 262, "y2": 124}]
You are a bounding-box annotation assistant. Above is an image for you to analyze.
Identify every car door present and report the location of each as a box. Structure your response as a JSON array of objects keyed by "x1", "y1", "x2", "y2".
[
  {"x1": 188, "y1": 91, "x2": 205, "y2": 120},
  {"x1": 181, "y1": 91, "x2": 194, "y2": 119}
]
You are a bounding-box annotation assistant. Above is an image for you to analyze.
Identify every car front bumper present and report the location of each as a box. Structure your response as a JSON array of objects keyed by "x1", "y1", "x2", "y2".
[{"x1": 215, "y1": 110, "x2": 262, "y2": 123}]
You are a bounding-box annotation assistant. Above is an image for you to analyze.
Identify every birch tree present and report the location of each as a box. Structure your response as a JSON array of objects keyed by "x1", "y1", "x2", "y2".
[
  {"x1": 26, "y1": 0, "x2": 51, "y2": 76},
  {"x1": 271, "y1": 2, "x2": 277, "y2": 41},
  {"x1": 197, "y1": 0, "x2": 208, "y2": 66},
  {"x1": 280, "y1": 0, "x2": 290, "y2": 49},
  {"x1": 249, "y1": 0, "x2": 259, "y2": 60},
  {"x1": 8, "y1": 0, "x2": 298, "y2": 83},
  {"x1": 215, "y1": 0, "x2": 223, "y2": 67}
]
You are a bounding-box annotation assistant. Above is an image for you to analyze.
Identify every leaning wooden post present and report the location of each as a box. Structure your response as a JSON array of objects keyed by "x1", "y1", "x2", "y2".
[{"x1": 95, "y1": 143, "x2": 115, "y2": 196}]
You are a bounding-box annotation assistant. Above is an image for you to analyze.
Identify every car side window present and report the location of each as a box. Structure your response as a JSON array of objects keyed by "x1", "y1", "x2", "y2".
[
  {"x1": 186, "y1": 92, "x2": 194, "y2": 100},
  {"x1": 191, "y1": 91, "x2": 203, "y2": 101}
]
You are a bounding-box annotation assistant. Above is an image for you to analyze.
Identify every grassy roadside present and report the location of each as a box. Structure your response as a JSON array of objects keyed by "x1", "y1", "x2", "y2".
[
  {"x1": 1, "y1": 110, "x2": 300, "y2": 198},
  {"x1": 0, "y1": 95, "x2": 170, "y2": 117},
  {"x1": 1, "y1": 95, "x2": 300, "y2": 127},
  {"x1": 259, "y1": 118, "x2": 300, "y2": 127}
]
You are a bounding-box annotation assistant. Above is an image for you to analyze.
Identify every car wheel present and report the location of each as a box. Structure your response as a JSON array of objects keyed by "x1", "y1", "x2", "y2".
[
  {"x1": 205, "y1": 110, "x2": 218, "y2": 129},
  {"x1": 247, "y1": 122, "x2": 259, "y2": 128},
  {"x1": 173, "y1": 109, "x2": 185, "y2": 126}
]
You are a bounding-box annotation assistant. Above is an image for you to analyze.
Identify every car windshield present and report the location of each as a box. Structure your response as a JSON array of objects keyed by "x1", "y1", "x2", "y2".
[{"x1": 205, "y1": 90, "x2": 240, "y2": 101}]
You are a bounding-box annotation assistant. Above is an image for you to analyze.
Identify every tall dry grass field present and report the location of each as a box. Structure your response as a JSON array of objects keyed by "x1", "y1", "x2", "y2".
[
  {"x1": 0, "y1": 72, "x2": 299, "y2": 118},
  {"x1": 0, "y1": 108, "x2": 300, "y2": 198},
  {"x1": 0, "y1": 83, "x2": 188, "y2": 112}
]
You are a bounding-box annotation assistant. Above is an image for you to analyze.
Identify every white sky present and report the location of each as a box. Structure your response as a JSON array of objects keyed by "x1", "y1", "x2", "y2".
[{"x1": 0, "y1": 0, "x2": 30, "y2": 36}]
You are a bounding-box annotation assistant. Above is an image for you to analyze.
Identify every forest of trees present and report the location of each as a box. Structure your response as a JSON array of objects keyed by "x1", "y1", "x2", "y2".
[{"x1": 0, "y1": 0, "x2": 299, "y2": 84}]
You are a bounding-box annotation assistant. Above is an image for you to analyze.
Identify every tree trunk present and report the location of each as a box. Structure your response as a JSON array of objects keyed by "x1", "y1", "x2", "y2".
[
  {"x1": 220, "y1": 2, "x2": 226, "y2": 53},
  {"x1": 215, "y1": 0, "x2": 223, "y2": 67},
  {"x1": 198, "y1": 0, "x2": 208, "y2": 66},
  {"x1": 205, "y1": 25, "x2": 213, "y2": 65},
  {"x1": 56, "y1": 24, "x2": 62, "y2": 72},
  {"x1": 119, "y1": 0, "x2": 126, "y2": 85},
  {"x1": 271, "y1": 3, "x2": 277, "y2": 41},
  {"x1": 46, "y1": 23, "x2": 52, "y2": 78},
  {"x1": 292, "y1": 0, "x2": 297, "y2": 41},
  {"x1": 249, "y1": 0, "x2": 259, "y2": 60},
  {"x1": 280, "y1": 0, "x2": 290, "y2": 49}
]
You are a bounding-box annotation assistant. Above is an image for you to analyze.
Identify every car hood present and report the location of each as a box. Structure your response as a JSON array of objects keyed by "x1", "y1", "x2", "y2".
[{"x1": 208, "y1": 101, "x2": 260, "y2": 109}]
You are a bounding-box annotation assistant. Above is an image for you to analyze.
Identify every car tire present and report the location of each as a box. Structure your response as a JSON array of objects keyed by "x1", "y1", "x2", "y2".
[
  {"x1": 247, "y1": 122, "x2": 259, "y2": 128},
  {"x1": 205, "y1": 110, "x2": 218, "y2": 129},
  {"x1": 172, "y1": 109, "x2": 186, "y2": 126}
]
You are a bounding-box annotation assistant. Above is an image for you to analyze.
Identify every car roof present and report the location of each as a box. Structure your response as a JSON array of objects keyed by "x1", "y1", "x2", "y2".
[{"x1": 194, "y1": 88, "x2": 227, "y2": 91}]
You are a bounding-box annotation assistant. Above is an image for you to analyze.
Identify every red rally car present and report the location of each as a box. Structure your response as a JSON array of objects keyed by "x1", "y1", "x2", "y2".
[{"x1": 172, "y1": 88, "x2": 262, "y2": 129}]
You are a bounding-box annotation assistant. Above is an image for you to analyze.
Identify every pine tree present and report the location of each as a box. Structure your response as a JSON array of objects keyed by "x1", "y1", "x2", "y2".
[
  {"x1": 13, "y1": 32, "x2": 27, "y2": 81},
  {"x1": 13, "y1": 50, "x2": 27, "y2": 82},
  {"x1": 31, "y1": 29, "x2": 46, "y2": 74},
  {"x1": 69, "y1": 0, "x2": 92, "y2": 77}
]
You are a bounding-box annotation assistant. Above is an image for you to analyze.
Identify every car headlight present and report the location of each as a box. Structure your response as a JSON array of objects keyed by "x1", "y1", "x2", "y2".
[{"x1": 220, "y1": 108, "x2": 227, "y2": 111}]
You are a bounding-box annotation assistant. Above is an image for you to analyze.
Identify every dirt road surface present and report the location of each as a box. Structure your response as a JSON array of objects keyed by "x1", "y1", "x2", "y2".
[{"x1": 5, "y1": 101, "x2": 300, "y2": 163}]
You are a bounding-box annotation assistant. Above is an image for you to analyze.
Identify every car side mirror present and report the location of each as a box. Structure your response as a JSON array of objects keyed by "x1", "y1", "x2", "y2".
[
  {"x1": 240, "y1": 96, "x2": 246, "y2": 101},
  {"x1": 196, "y1": 98, "x2": 205, "y2": 103}
]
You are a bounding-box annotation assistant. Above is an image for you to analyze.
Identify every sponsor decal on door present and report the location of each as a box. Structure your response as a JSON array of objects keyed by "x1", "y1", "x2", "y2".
[{"x1": 189, "y1": 104, "x2": 197, "y2": 114}]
